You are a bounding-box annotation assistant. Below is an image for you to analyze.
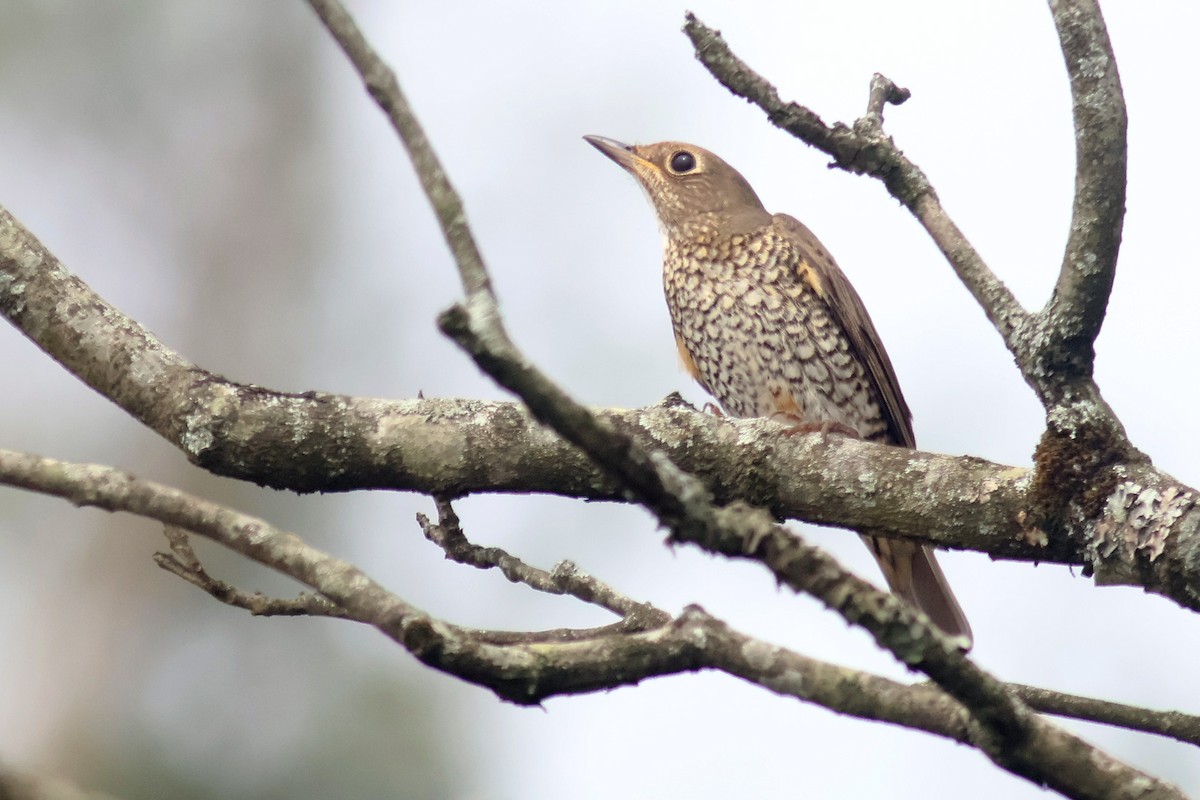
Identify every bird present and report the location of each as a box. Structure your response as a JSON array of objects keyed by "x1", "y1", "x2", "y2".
[{"x1": 584, "y1": 135, "x2": 972, "y2": 648}]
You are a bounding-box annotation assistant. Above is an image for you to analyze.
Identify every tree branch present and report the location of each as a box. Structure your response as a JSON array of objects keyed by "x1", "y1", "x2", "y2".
[
  {"x1": 1039, "y1": 0, "x2": 1127, "y2": 379},
  {"x1": 0, "y1": 447, "x2": 690, "y2": 701},
  {"x1": 304, "y1": 0, "x2": 491, "y2": 302},
  {"x1": 0, "y1": 206, "x2": 1061, "y2": 554},
  {"x1": 154, "y1": 526, "x2": 350, "y2": 618},
  {"x1": 1, "y1": 155, "x2": 1198, "y2": 610},
  {"x1": 419, "y1": 496, "x2": 670, "y2": 629},
  {"x1": 1012, "y1": 683, "x2": 1200, "y2": 749}
]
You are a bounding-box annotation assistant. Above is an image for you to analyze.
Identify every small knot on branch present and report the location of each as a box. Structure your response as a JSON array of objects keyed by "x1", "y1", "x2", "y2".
[
  {"x1": 874, "y1": 73, "x2": 911, "y2": 108},
  {"x1": 858, "y1": 73, "x2": 911, "y2": 134}
]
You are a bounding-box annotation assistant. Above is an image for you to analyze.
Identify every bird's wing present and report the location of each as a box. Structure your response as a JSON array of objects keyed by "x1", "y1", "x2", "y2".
[{"x1": 773, "y1": 214, "x2": 915, "y2": 448}]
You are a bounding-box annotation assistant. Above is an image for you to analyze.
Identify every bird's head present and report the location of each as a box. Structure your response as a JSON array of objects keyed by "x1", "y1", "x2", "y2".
[{"x1": 584, "y1": 136, "x2": 770, "y2": 237}]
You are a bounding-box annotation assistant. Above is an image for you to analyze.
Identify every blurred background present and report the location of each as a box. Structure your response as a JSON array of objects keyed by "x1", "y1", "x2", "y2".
[{"x1": 1, "y1": 1, "x2": 1196, "y2": 797}]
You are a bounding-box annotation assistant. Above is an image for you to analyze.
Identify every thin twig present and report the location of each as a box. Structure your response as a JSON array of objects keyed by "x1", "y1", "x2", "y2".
[
  {"x1": 0, "y1": 449, "x2": 425, "y2": 628},
  {"x1": 1011, "y1": 683, "x2": 1200, "y2": 748},
  {"x1": 155, "y1": 526, "x2": 350, "y2": 618},
  {"x1": 304, "y1": 0, "x2": 491, "y2": 301},
  {"x1": 418, "y1": 497, "x2": 670, "y2": 628}
]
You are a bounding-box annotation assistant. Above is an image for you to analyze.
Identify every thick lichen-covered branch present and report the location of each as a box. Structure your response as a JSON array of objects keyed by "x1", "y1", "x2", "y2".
[{"x1": 0, "y1": 179, "x2": 1045, "y2": 558}]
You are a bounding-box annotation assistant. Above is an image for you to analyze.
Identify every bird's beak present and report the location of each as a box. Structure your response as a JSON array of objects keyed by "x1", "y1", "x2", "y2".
[{"x1": 583, "y1": 135, "x2": 653, "y2": 175}]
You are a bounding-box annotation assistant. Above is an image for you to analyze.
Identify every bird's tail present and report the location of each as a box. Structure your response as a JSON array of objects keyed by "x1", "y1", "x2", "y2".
[{"x1": 863, "y1": 534, "x2": 973, "y2": 650}]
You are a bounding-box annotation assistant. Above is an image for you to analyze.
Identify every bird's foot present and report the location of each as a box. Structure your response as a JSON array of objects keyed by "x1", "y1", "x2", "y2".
[
  {"x1": 772, "y1": 414, "x2": 859, "y2": 439},
  {"x1": 702, "y1": 402, "x2": 725, "y2": 417}
]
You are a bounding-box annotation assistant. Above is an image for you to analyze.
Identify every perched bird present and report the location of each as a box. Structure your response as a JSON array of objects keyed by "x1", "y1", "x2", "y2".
[{"x1": 585, "y1": 135, "x2": 972, "y2": 647}]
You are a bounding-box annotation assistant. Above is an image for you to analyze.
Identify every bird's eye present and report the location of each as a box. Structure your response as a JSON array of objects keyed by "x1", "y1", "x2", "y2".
[{"x1": 669, "y1": 151, "x2": 697, "y2": 174}]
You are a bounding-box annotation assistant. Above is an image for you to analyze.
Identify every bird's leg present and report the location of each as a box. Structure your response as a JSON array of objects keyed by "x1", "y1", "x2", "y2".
[{"x1": 702, "y1": 402, "x2": 725, "y2": 417}]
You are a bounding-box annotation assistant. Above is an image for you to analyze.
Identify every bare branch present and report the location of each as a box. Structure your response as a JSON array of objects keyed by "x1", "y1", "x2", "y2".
[
  {"x1": 154, "y1": 526, "x2": 350, "y2": 618},
  {"x1": 303, "y1": 0, "x2": 490, "y2": 301},
  {"x1": 1012, "y1": 683, "x2": 1200, "y2": 749},
  {"x1": 0, "y1": 205, "x2": 202, "y2": 435},
  {"x1": 1039, "y1": 0, "x2": 1127, "y2": 378},
  {"x1": 0, "y1": 450, "x2": 423, "y2": 630},
  {"x1": 0, "y1": 447, "x2": 686, "y2": 701},
  {"x1": 437, "y1": 306, "x2": 1079, "y2": 781},
  {"x1": 6, "y1": 185, "x2": 1199, "y2": 606},
  {"x1": 0, "y1": 208, "x2": 1053, "y2": 552},
  {"x1": 419, "y1": 497, "x2": 670, "y2": 628},
  {"x1": 442, "y1": 258, "x2": 1183, "y2": 800}
]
